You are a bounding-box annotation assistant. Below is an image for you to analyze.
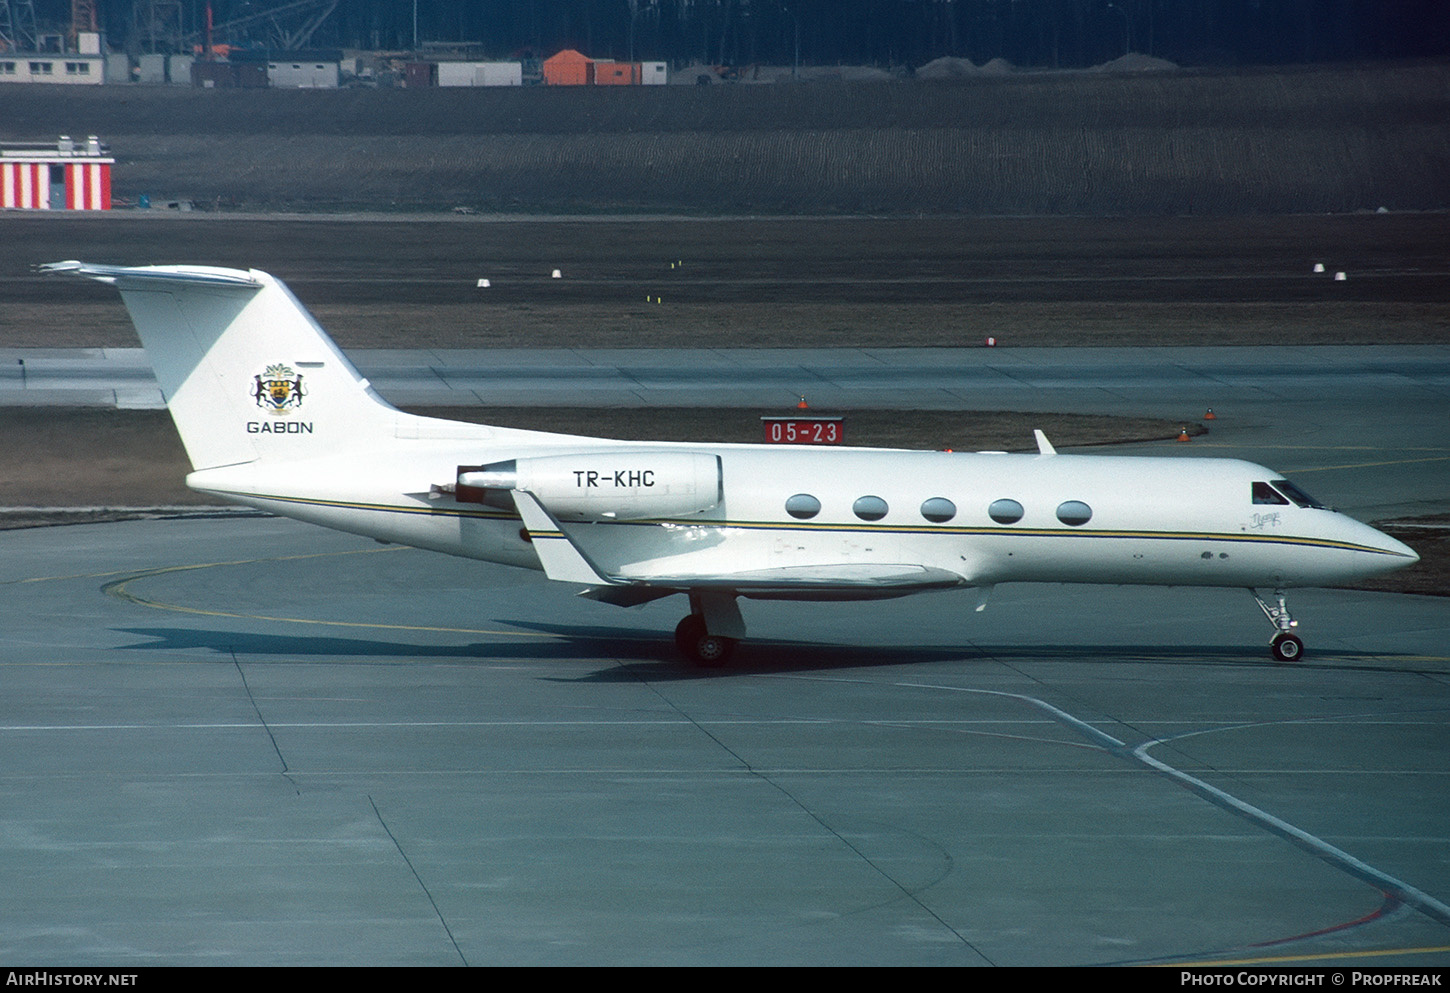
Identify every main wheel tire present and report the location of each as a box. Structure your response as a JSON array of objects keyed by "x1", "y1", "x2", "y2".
[
  {"x1": 690, "y1": 633, "x2": 736, "y2": 668},
  {"x1": 674, "y1": 615, "x2": 705, "y2": 654},
  {"x1": 1271, "y1": 632, "x2": 1304, "y2": 662}
]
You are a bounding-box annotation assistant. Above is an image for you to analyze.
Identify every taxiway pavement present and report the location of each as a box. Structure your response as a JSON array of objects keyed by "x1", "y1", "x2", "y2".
[
  {"x1": 1, "y1": 516, "x2": 1448, "y2": 966},
  {"x1": 1, "y1": 343, "x2": 1447, "y2": 965}
]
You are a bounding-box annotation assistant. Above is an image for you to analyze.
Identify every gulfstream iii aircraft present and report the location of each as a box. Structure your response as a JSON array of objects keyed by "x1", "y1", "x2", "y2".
[{"x1": 45, "y1": 261, "x2": 1418, "y2": 666}]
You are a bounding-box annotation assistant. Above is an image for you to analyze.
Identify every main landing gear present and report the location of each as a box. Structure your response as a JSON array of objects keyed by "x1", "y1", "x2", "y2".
[
  {"x1": 674, "y1": 591, "x2": 744, "y2": 667},
  {"x1": 674, "y1": 614, "x2": 736, "y2": 667},
  {"x1": 1252, "y1": 589, "x2": 1304, "y2": 662}
]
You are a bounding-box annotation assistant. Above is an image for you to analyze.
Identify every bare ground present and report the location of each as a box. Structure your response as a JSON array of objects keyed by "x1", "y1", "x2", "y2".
[
  {"x1": 2, "y1": 213, "x2": 1447, "y2": 349},
  {"x1": 2, "y1": 64, "x2": 1448, "y2": 215}
]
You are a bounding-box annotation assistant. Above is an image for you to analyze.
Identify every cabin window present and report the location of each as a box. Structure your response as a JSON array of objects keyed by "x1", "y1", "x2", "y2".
[
  {"x1": 1272, "y1": 479, "x2": 1326, "y2": 509},
  {"x1": 852, "y1": 495, "x2": 888, "y2": 521},
  {"x1": 1252, "y1": 481, "x2": 1289, "y2": 505},
  {"x1": 988, "y1": 498, "x2": 1024, "y2": 524},
  {"x1": 1056, "y1": 500, "x2": 1093, "y2": 526},
  {"x1": 785, "y1": 493, "x2": 821, "y2": 520},
  {"x1": 920, "y1": 497, "x2": 956, "y2": 523}
]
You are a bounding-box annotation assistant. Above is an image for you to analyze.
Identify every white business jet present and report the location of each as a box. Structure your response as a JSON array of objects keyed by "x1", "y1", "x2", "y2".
[{"x1": 43, "y1": 261, "x2": 1418, "y2": 666}]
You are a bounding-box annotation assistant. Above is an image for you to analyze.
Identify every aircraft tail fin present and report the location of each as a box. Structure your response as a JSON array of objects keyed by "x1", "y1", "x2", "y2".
[{"x1": 43, "y1": 261, "x2": 403, "y2": 471}]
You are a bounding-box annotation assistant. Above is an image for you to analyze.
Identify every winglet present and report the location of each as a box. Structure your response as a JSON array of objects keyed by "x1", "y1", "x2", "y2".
[
  {"x1": 511, "y1": 490, "x2": 617, "y2": 586},
  {"x1": 1034, "y1": 430, "x2": 1057, "y2": 456}
]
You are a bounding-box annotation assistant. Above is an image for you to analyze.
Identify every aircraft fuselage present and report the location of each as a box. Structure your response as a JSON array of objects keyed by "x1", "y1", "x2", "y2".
[{"x1": 187, "y1": 439, "x2": 1413, "y2": 596}]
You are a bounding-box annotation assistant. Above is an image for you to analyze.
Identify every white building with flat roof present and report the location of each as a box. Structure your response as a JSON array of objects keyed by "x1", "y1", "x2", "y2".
[{"x1": 0, "y1": 55, "x2": 104, "y2": 84}]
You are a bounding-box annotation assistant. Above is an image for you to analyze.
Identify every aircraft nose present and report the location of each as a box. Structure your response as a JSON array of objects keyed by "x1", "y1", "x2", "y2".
[
  {"x1": 1364, "y1": 522, "x2": 1418, "y2": 565},
  {"x1": 1388, "y1": 532, "x2": 1420, "y2": 564}
]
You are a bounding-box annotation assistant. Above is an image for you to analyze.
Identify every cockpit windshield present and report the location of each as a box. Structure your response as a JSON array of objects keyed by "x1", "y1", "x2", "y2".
[
  {"x1": 1253, "y1": 479, "x2": 1326, "y2": 509},
  {"x1": 1252, "y1": 481, "x2": 1289, "y2": 505},
  {"x1": 1269, "y1": 478, "x2": 1326, "y2": 509}
]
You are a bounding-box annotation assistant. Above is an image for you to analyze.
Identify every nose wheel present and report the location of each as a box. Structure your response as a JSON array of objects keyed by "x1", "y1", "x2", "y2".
[
  {"x1": 1253, "y1": 589, "x2": 1305, "y2": 662},
  {"x1": 1270, "y1": 631, "x2": 1304, "y2": 662}
]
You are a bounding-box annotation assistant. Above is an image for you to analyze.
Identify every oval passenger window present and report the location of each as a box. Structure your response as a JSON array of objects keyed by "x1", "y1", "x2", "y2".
[
  {"x1": 920, "y1": 497, "x2": 956, "y2": 523},
  {"x1": 853, "y1": 496, "x2": 888, "y2": 521},
  {"x1": 1056, "y1": 500, "x2": 1093, "y2": 526},
  {"x1": 785, "y1": 494, "x2": 821, "y2": 520},
  {"x1": 988, "y1": 498, "x2": 1024, "y2": 524}
]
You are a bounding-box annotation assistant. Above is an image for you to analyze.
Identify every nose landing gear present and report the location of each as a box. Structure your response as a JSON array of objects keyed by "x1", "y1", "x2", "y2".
[{"x1": 1253, "y1": 589, "x2": 1304, "y2": 661}]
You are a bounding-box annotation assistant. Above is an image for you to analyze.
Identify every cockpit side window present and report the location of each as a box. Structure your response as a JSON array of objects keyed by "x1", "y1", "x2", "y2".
[
  {"x1": 1252, "y1": 481, "x2": 1289, "y2": 505},
  {"x1": 1271, "y1": 479, "x2": 1326, "y2": 509}
]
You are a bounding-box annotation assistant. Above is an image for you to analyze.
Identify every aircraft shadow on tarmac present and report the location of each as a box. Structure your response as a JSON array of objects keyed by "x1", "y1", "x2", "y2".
[
  {"x1": 114, "y1": 622, "x2": 972, "y2": 674},
  {"x1": 112, "y1": 623, "x2": 1407, "y2": 679},
  {"x1": 113, "y1": 625, "x2": 667, "y2": 664}
]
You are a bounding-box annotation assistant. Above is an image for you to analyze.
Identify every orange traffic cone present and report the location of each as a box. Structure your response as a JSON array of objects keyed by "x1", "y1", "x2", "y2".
[
  {"x1": 797, "y1": 396, "x2": 809, "y2": 409},
  {"x1": 1177, "y1": 426, "x2": 1192, "y2": 442},
  {"x1": 1204, "y1": 408, "x2": 1216, "y2": 420}
]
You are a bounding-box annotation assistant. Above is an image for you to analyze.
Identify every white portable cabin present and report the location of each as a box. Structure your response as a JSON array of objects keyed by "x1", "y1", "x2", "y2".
[
  {"x1": 437, "y1": 61, "x2": 523, "y2": 87},
  {"x1": 267, "y1": 60, "x2": 341, "y2": 88}
]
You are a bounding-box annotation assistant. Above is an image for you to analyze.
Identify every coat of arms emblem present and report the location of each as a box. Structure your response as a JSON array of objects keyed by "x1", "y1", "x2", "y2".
[{"x1": 253, "y1": 363, "x2": 305, "y2": 413}]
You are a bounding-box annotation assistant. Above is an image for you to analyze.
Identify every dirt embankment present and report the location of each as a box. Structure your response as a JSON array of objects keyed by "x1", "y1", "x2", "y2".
[{"x1": 1, "y1": 62, "x2": 1447, "y2": 215}]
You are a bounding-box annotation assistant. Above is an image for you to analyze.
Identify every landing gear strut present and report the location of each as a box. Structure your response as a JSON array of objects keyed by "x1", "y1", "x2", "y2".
[{"x1": 1252, "y1": 589, "x2": 1304, "y2": 662}]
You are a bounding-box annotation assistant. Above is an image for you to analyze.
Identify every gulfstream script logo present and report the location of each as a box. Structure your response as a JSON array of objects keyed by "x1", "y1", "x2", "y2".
[{"x1": 248, "y1": 362, "x2": 313, "y2": 434}]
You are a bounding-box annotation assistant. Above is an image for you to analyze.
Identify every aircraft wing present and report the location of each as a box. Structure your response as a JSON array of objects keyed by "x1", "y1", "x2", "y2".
[
  {"x1": 619, "y1": 562, "x2": 965, "y2": 592},
  {"x1": 512, "y1": 490, "x2": 964, "y2": 602},
  {"x1": 616, "y1": 563, "x2": 966, "y2": 602}
]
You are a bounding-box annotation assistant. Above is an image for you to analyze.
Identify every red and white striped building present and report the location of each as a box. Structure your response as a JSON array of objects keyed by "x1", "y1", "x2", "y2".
[{"x1": 1, "y1": 136, "x2": 113, "y2": 211}]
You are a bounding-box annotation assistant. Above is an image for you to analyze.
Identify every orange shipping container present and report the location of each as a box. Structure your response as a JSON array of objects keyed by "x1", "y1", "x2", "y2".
[
  {"x1": 594, "y1": 61, "x2": 639, "y2": 85},
  {"x1": 542, "y1": 49, "x2": 593, "y2": 86}
]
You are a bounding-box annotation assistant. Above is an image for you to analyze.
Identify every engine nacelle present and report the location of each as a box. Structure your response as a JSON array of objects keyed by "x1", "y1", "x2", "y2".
[{"x1": 457, "y1": 451, "x2": 722, "y2": 521}]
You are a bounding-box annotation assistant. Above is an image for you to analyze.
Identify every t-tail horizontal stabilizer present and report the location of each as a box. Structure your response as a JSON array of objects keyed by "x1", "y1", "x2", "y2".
[{"x1": 41, "y1": 260, "x2": 400, "y2": 473}]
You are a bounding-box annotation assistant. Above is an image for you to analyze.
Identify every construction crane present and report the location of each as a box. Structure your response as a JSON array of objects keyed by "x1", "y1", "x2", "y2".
[
  {"x1": 0, "y1": 0, "x2": 39, "y2": 53},
  {"x1": 184, "y1": 0, "x2": 338, "y2": 52},
  {"x1": 70, "y1": 0, "x2": 96, "y2": 47},
  {"x1": 126, "y1": 0, "x2": 336, "y2": 55},
  {"x1": 129, "y1": 0, "x2": 184, "y2": 54}
]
